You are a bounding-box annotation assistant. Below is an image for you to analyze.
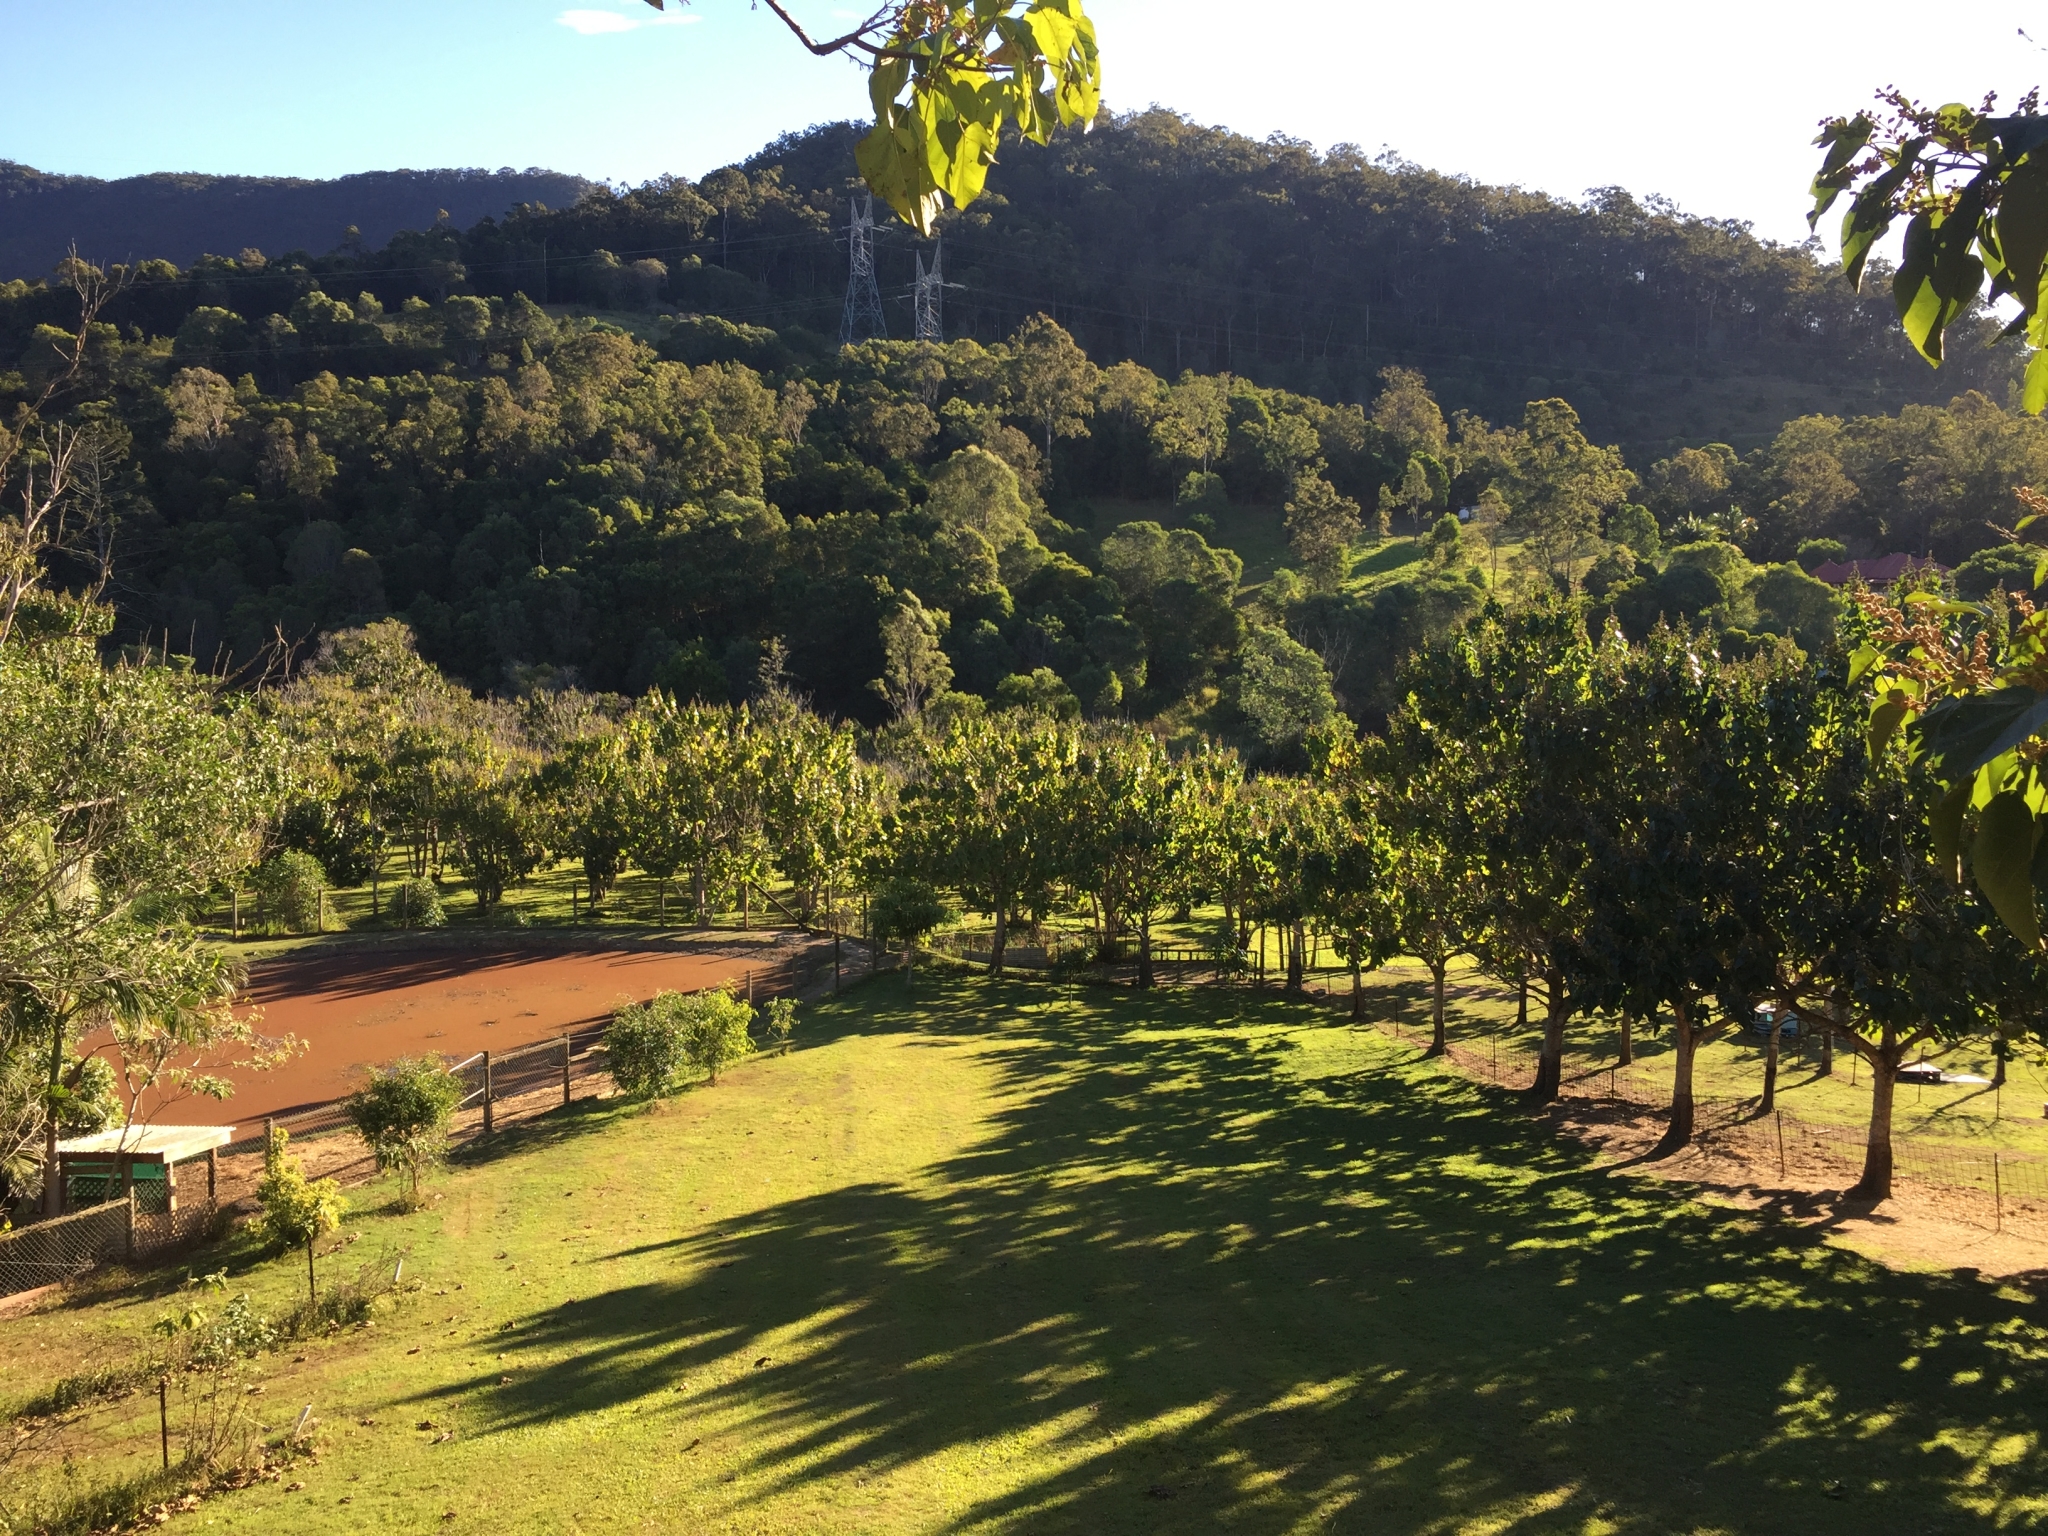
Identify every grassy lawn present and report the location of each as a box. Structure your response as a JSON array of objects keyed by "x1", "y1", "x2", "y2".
[{"x1": 12, "y1": 973, "x2": 2048, "y2": 1531}]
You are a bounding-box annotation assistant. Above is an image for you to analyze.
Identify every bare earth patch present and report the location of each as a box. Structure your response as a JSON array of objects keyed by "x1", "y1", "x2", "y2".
[{"x1": 1549, "y1": 1095, "x2": 2048, "y2": 1285}]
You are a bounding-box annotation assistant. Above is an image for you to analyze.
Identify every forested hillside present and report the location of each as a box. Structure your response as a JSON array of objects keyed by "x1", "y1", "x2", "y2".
[
  {"x1": 0, "y1": 162, "x2": 596, "y2": 279},
  {"x1": 5, "y1": 113, "x2": 2026, "y2": 451},
  {"x1": 3, "y1": 227, "x2": 2044, "y2": 749}
]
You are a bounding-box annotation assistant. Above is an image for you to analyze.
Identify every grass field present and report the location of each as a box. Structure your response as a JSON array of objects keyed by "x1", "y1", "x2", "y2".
[{"x1": 10, "y1": 972, "x2": 2048, "y2": 1533}]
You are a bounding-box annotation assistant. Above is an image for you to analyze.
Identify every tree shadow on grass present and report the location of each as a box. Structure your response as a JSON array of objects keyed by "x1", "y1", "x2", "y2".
[{"x1": 408, "y1": 973, "x2": 2048, "y2": 1533}]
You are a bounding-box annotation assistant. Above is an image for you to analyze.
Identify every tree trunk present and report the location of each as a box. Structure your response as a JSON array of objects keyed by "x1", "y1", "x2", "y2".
[
  {"x1": 1850, "y1": 1055, "x2": 1897, "y2": 1202},
  {"x1": 1530, "y1": 970, "x2": 1565, "y2": 1101},
  {"x1": 1760, "y1": 1017, "x2": 1781, "y2": 1114},
  {"x1": 1428, "y1": 958, "x2": 1448, "y2": 1055},
  {"x1": 1350, "y1": 959, "x2": 1363, "y2": 1020},
  {"x1": 1819, "y1": 1013, "x2": 1834, "y2": 1077},
  {"x1": 741, "y1": 881, "x2": 749, "y2": 931},
  {"x1": 1659, "y1": 997, "x2": 1700, "y2": 1152},
  {"x1": 990, "y1": 900, "x2": 1009, "y2": 977},
  {"x1": 1993, "y1": 1041, "x2": 2009, "y2": 1088},
  {"x1": 1285, "y1": 922, "x2": 1305, "y2": 993},
  {"x1": 1137, "y1": 916, "x2": 1154, "y2": 989},
  {"x1": 1618, "y1": 1013, "x2": 1634, "y2": 1066},
  {"x1": 42, "y1": 1012, "x2": 62, "y2": 1216},
  {"x1": 693, "y1": 866, "x2": 708, "y2": 927}
]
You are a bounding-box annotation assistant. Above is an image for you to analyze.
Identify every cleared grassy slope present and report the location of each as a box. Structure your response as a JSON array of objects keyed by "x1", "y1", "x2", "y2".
[{"x1": 8, "y1": 974, "x2": 2048, "y2": 1533}]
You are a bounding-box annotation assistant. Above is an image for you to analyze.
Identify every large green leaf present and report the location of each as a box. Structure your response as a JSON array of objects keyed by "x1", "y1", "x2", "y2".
[
  {"x1": 1931, "y1": 775, "x2": 1972, "y2": 885},
  {"x1": 1809, "y1": 115, "x2": 1874, "y2": 228},
  {"x1": 1868, "y1": 698, "x2": 1910, "y2": 759},
  {"x1": 1986, "y1": 114, "x2": 2048, "y2": 164},
  {"x1": 1994, "y1": 159, "x2": 2048, "y2": 312},
  {"x1": 1973, "y1": 790, "x2": 2042, "y2": 947},
  {"x1": 2025, "y1": 347, "x2": 2048, "y2": 416},
  {"x1": 1841, "y1": 141, "x2": 1925, "y2": 289},
  {"x1": 1913, "y1": 686, "x2": 2048, "y2": 776},
  {"x1": 1894, "y1": 194, "x2": 1990, "y2": 364}
]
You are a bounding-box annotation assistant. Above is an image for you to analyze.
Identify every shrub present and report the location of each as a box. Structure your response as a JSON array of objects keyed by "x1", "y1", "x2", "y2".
[
  {"x1": 1796, "y1": 537, "x2": 1847, "y2": 572},
  {"x1": 759, "y1": 996, "x2": 797, "y2": 1052},
  {"x1": 606, "y1": 992, "x2": 694, "y2": 1097},
  {"x1": 388, "y1": 877, "x2": 445, "y2": 929},
  {"x1": 606, "y1": 987, "x2": 758, "y2": 1094},
  {"x1": 1428, "y1": 512, "x2": 1463, "y2": 566},
  {"x1": 254, "y1": 1125, "x2": 346, "y2": 1301},
  {"x1": 250, "y1": 850, "x2": 325, "y2": 934},
  {"x1": 1175, "y1": 469, "x2": 1228, "y2": 514},
  {"x1": 344, "y1": 1057, "x2": 464, "y2": 1206},
  {"x1": 679, "y1": 988, "x2": 756, "y2": 1084},
  {"x1": 1954, "y1": 542, "x2": 2043, "y2": 600},
  {"x1": 870, "y1": 876, "x2": 956, "y2": 976}
]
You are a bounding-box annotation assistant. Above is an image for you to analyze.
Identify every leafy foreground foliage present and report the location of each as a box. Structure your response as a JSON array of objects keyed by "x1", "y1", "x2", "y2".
[{"x1": 8, "y1": 975, "x2": 2048, "y2": 1533}]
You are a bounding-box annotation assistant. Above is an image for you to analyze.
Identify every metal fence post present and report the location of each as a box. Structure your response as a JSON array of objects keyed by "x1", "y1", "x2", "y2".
[
  {"x1": 1775, "y1": 1111, "x2": 1786, "y2": 1176},
  {"x1": 561, "y1": 1035, "x2": 571, "y2": 1107},
  {"x1": 124, "y1": 1186, "x2": 135, "y2": 1265},
  {"x1": 482, "y1": 1052, "x2": 494, "y2": 1136},
  {"x1": 1995, "y1": 1152, "x2": 2003, "y2": 1234}
]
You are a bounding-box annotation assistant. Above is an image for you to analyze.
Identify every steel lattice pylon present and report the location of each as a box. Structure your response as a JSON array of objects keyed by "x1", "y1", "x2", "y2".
[
  {"x1": 912, "y1": 240, "x2": 944, "y2": 342},
  {"x1": 839, "y1": 196, "x2": 887, "y2": 346}
]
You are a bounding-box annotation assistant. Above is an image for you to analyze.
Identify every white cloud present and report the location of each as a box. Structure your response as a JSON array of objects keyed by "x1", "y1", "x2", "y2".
[
  {"x1": 555, "y1": 7, "x2": 699, "y2": 35},
  {"x1": 557, "y1": 10, "x2": 636, "y2": 33}
]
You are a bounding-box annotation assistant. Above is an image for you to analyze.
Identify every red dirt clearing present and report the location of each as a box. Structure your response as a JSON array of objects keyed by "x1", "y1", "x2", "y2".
[{"x1": 144, "y1": 934, "x2": 827, "y2": 1127}]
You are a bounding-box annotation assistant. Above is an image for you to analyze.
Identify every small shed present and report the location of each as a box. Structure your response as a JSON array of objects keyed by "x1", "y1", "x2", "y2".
[{"x1": 53, "y1": 1126, "x2": 234, "y2": 1214}]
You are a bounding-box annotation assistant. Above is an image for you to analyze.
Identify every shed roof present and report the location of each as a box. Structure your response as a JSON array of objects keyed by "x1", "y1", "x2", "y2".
[{"x1": 56, "y1": 1126, "x2": 236, "y2": 1164}]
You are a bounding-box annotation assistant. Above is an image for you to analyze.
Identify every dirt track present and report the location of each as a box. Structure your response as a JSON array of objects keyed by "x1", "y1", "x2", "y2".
[{"x1": 146, "y1": 931, "x2": 834, "y2": 1127}]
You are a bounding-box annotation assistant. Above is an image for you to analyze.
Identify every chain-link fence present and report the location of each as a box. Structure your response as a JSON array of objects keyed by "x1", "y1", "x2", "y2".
[{"x1": 0, "y1": 1197, "x2": 135, "y2": 1298}]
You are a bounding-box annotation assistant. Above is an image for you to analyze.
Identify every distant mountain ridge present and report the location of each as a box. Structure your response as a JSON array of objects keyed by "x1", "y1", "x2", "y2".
[{"x1": 0, "y1": 162, "x2": 598, "y2": 278}]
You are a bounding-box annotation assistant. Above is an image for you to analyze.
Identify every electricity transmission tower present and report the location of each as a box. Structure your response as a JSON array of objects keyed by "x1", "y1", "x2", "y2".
[
  {"x1": 839, "y1": 196, "x2": 887, "y2": 345},
  {"x1": 911, "y1": 240, "x2": 966, "y2": 343},
  {"x1": 912, "y1": 241, "x2": 944, "y2": 342}
]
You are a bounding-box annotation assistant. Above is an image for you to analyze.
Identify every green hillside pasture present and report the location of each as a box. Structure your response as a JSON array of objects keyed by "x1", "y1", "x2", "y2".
[{"x1": 7, "y1": 976, "x2": 2048, "y2": 1533}]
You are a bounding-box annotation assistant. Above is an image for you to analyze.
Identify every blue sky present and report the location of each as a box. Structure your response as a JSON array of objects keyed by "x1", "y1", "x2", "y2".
[{"x1": 3, "y1": 1, "x2": 2044, "y2": 248}]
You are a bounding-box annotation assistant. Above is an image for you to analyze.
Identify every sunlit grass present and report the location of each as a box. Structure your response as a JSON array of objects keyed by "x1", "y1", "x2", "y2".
[{"x1": 7, "y1": 973, "x2": 2048, "y2": 1532}]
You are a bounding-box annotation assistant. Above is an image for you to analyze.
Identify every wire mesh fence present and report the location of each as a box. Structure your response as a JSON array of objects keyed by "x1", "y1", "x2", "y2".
[{"x1": 0, "y1": 1199, "x2": 134, "y2": 1298}]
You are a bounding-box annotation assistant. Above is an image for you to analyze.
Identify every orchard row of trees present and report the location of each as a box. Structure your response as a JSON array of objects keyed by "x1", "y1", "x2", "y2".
[{"x1": 268, "y1": 587, "x2": 2045, "y2": 1211}]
